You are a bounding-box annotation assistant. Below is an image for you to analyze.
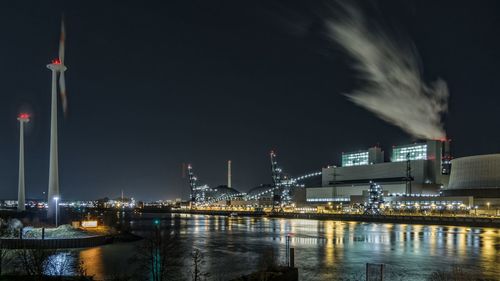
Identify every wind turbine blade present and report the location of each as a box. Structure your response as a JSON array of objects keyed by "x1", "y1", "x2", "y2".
[
  {"x1": 59, "y1": 71, "x2": 68, "y2": 115},
  {"x1": 59, "y1": 19, "x2": 65, "y2": 64}
]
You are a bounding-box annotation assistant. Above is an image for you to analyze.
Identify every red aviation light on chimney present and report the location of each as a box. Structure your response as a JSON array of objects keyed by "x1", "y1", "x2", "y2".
[
  {"x1": 433, "y1": 137, "x2": 448, "y2": 142},
  {"x1": 51, "y1": 58, "x2": 61, "y2": 64}
]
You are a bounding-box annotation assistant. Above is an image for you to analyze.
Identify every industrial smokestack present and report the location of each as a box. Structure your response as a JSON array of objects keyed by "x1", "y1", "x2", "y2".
[
  {"x1": 227, "y1": 160, "x2": 232, "y2": 188},
  {"x1": 441, "y1": 139, "x2": 452, "y2": 175}
]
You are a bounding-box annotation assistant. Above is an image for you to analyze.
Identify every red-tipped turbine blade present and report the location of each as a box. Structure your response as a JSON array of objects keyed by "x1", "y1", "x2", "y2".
[{"x1": 59, "y1": 19, "x2": 65, "y2": 64}]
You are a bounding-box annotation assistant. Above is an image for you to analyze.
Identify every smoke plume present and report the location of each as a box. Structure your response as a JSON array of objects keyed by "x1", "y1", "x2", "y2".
[{"x1": 326, "y1": 4, "x2": 448, "y2": 140}]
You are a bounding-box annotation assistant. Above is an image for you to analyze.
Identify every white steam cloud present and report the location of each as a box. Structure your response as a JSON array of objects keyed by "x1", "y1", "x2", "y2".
[{"x1": 326, "y1": 4, "x2": 448, "y2": 140}]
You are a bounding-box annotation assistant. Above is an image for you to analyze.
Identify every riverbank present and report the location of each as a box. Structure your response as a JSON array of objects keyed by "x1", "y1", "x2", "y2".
[
  {"x1": 141, "y1": 209, "x2": 500, "y2": 228},
  {"x1": 0, "y1": 235, "x2": 112, "y2": 249}
]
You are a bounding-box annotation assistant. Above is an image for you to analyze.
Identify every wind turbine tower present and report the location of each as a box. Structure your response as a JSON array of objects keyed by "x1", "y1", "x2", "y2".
[
  {"x1": 47, "y1": 20, "x2": 68, "y2": 217},
  {"x1": 17, "y1": 113, "x2": 30, "y2": 212}
]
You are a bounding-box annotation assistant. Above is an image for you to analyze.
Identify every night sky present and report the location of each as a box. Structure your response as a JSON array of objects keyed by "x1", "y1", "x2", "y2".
[{"x1": 0, "y1": 0, "x2": 499, "y2": 201}]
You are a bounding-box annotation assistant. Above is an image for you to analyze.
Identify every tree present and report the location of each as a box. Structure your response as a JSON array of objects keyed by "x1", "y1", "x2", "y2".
[
  {"x1": 0, "y1": 242, "x2": 14, "y2": 276},
  {"x1": 14, "y1": 247, "x2": 93, "y2": 280},
  {"x1": 15, "y1": 247, "x2": 56, "y2": 279},
  {"x1": 191, "y1": 248, "x2": 209, "y2": 281},
  {"x1": 134, "y1": 223, "x2": 183, "y2": 281}
]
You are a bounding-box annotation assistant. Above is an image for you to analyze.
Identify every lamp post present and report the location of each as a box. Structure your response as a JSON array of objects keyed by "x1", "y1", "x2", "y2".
[
  {"x1": 54, "y1": 196, "x2": 59, "y2": 227},
  {"x1": 487, "y1": 202, "x2": 490, "y2": 211}
]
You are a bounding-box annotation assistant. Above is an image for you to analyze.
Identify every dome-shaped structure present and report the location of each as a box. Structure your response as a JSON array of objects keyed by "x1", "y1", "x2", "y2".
[
  {"x1": 204, "y1": 185, "x2": 242, "y2": 202},
  {"x1": 444, "y1": 154, "x2": 500, "y2": 198},
  {"x1": 210, "y1": 185, "x2": 241, "y2": 197},
  {"x1": 246, "y1": 184, "x2": 274, "y2": 199}
]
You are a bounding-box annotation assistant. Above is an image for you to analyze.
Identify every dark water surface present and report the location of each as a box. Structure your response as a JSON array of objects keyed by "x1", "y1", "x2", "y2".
[{"x1": 74, "y1": 213, "x2": 498, "y2": 280}]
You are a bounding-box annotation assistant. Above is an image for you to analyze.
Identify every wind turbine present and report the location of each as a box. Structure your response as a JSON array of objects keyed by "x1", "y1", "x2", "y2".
[
  {"x1": 17, "y1": 113, "x2": 30, "y2": 212},
  {"x1": 47, "y1": 19, "x2": 67, "y2": 218}
]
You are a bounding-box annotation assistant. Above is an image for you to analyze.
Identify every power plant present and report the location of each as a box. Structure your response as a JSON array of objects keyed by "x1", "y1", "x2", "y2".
[
  {"x1": 309, "y1": 139, "x2": 451, "y2": 203},
  {"x1": 186, "y1": 139, "x2": 499, "y2": 213}
]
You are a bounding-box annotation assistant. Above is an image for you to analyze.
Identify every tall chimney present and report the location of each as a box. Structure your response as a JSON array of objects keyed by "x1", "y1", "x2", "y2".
[{"x1": 227, "y1": 160, "x2": 232, "y2": 188}]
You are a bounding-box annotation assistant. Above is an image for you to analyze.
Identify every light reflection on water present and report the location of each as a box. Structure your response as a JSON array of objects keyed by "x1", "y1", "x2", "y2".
[
  {"x1": 60, "y1": 214, "x2": 499, "y2": 280},
  {"x1": 79, "y1": 247, "x2": 104, "y2": 278}
]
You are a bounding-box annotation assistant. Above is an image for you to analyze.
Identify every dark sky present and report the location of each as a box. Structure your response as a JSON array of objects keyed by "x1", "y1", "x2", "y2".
[{"x1": 0, "y1": 0, "x2": 499, "y2": 201}]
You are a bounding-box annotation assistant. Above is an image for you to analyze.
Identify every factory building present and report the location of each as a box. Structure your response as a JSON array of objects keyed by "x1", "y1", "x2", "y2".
[
  {"x1": 307, "y1": 140, "x2": 451, "y2": 204},
  {"x1": 341, "y1": 146, "x2": 384, "y2": 166}
]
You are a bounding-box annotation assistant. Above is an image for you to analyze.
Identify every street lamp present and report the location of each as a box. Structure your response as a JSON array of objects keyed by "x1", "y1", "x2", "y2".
[
  {"x1": 486, "y1": 202, "x2": 490, "y2": 211},
  {"x1": 53, "y1": 196, "x2": 59, "y2": 227}
]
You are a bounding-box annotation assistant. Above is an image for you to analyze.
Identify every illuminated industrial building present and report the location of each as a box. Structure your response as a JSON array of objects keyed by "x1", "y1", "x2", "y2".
[
  {"x1": 307, "y1": 140, "x2": 451, "y2": 204},
  {"x1": 391, "y1": 143, "x2": 428, "y2": 162},
  {"x1": 342, "y1": 147, "x2": 384, "y2": 167}
]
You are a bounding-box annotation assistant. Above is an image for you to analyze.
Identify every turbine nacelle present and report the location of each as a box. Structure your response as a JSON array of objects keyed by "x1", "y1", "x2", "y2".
[
  {"x1": 47, "y1": 58, "x2": 68, "y2": 115},
  {"x1": 47, "y1": 61, "x2": 67, "y2": 72}
]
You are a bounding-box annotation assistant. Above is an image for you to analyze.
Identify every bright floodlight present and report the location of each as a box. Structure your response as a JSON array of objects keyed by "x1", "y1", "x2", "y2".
[{"x1": 53, "y1": 196, "x2": 59, "y2": 201}]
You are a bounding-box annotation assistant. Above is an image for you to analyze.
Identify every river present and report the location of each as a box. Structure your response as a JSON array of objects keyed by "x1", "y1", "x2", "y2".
[{"x1": 61, "y1": 213, "x2": 499, "y2": 280}]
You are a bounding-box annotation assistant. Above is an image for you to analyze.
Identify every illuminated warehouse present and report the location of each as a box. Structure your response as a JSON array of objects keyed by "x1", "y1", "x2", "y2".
[{"x1": 306, "y1": 140, "x2": 452, "y2": 204}]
